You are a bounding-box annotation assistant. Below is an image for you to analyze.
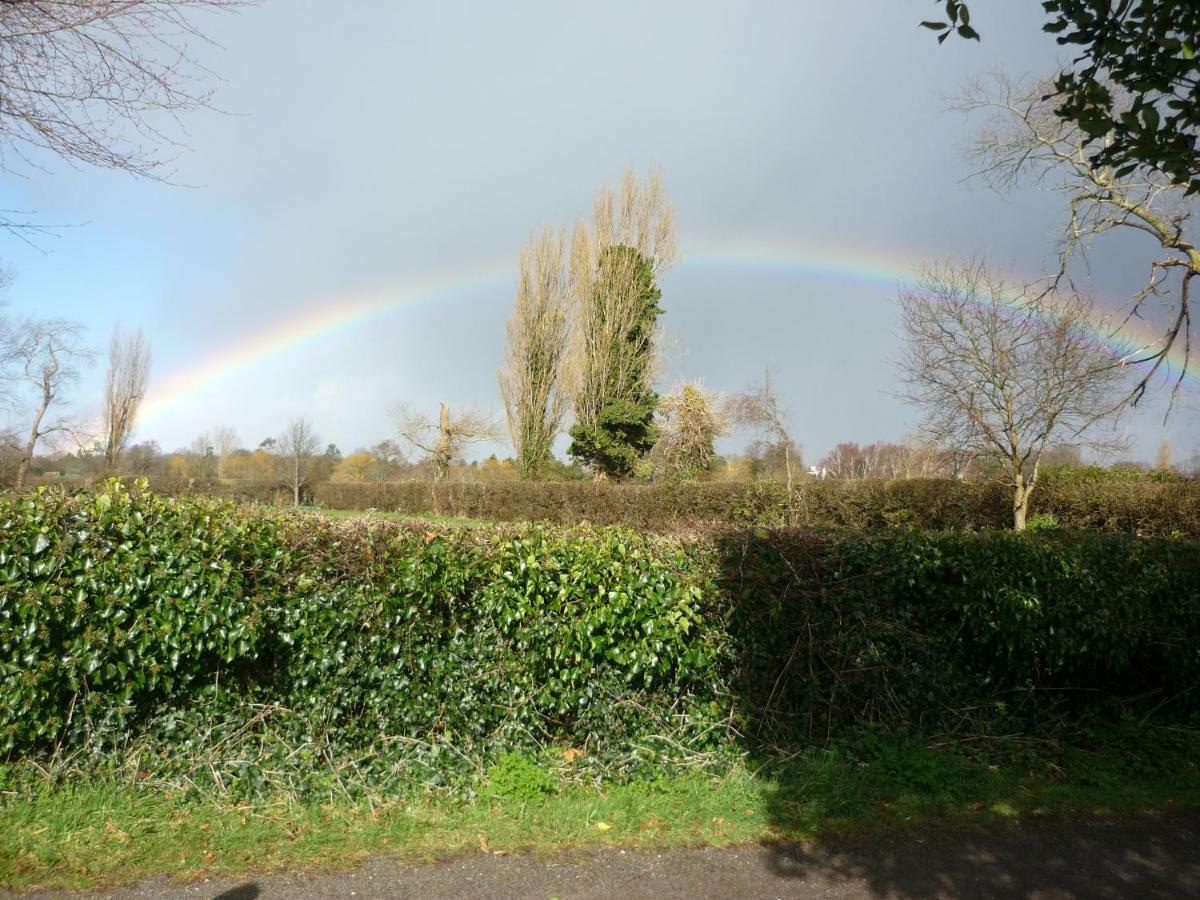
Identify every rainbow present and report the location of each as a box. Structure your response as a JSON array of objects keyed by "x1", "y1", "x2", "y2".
[
  {"x1": 137, "y1": 236, "x2": 1196, "y2": 432},
  {"x1": 684, "y1": 235, "x2": 1194, "y2": 382},
  {"x1": 137, "y1": 261, "x2": 515, "y2": 430}
]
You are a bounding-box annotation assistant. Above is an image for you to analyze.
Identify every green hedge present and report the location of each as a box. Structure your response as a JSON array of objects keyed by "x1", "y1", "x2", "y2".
[
  {"x1": 718, "y1": 528, "x2": 1200, "y2": 742},
  {"x1": 313, "y1": 478, "x2": 1200, "y2": 536},
  {"x1": 0, "y1": 485, "x2": 721, "y2": 774},
  {"x1": 32, "y1": 476, "x2": 1200, "y2": 536},
  {"x1": 2, "y1": 483, "x2": 1198, "y2": 790}
]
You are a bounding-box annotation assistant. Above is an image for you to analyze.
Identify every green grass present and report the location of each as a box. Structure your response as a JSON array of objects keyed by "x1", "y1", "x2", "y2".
[{"x1": 4, "y1": 726, "x2": 1198, "y2": 892}]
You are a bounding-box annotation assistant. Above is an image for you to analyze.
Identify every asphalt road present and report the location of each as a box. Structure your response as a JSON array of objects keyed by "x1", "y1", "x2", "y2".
[{"x1": 13, "y1": 813, "x2": 1200, "y2": 899}]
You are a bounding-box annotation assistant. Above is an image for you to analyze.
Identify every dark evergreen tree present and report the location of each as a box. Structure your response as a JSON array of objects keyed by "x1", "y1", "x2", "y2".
[{"x1": 568, "y1": 245, "x2": 663, "y2": 479}]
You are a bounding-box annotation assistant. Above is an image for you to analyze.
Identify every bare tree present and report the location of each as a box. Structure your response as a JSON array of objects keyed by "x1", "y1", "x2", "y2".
[
  {"x1": 277, "y1": 417, "x2": 319, "y2": 506},
  {"x1": 211, "y1": 425, "x2": 240, "y2": 479},
  {"x1": 728, "y1": 368, "x2": 798, "y2": 492},
  {"x1": 394, "y1": 402, "x2": 499, "y2": 483},
  {"x1": 3, "y1": 318, "x2": 89, "y2": 489},
  {"x1": 185, "y1": 432, "x2": 217, "y2": 478},
  {"x1": 569, "y1": 167, "x2": 676, "y2": 476},
  {"x1": 956, "y1": 71, "x2": 1199, "y2": 403},
  {"x1": 499, "y1": 228, "x2": 574, "y2": 478},
  {"x1": 897, "y1": 260, "x2": 1130, "y2": 529},
  {"x1": 101, "y1": 326, "x2": 150, "y2": 473},
  {"x1": 819, "y1": 441, "x2": 913, "y2": 480},
  {"x1": 654, "y1": 383, "x2": 729, "y2": 481}
]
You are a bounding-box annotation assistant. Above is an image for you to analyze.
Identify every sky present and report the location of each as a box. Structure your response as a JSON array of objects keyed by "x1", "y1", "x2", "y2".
[{"x1": 2, "y1": 0, "x2": 1198, "y2": 466}]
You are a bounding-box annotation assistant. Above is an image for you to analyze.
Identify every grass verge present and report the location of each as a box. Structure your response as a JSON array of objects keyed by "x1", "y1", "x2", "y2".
[{"x1": 3, "y1": 725, "x2": 1198, "y2": 893}]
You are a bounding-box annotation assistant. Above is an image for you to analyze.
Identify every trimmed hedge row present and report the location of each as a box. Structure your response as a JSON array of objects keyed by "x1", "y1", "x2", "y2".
[
  {"x1": 0, "y1": 485, "x2": 719, "y2": 770},
  {"x1": 2, "y1": 484, "x2": 1198, "y2": 787},
  {"x1": 314, "y1": 478, "x2": 1200, "y2": 536},
  {"x1": 31, "y1": 476, "x2": 1200, "y2": 536}
]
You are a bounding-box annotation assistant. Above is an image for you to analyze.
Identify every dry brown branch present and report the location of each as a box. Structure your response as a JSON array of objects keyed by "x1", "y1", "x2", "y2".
[
  {"x1": 0, "y1": 1, "x2": 252, "y2": 235},
  {"x1": 0, "y1": 1, "x2": 250, "y2": 174},
  {"x1": 896, "y1": 259, "x2": 1130, "y2": 529},
  {"x1": 102, "y1": 325, "x2": 150, "y2": 473}
]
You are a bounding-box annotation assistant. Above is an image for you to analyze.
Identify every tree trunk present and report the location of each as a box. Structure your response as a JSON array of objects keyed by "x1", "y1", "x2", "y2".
[
  {"x1": 14, "y1": 449, "x2": 32, "y2": 491},
  {"x1": 14, "y1": 394, "x2": 50, "y2": 491},
  {"x1": 434, "y1": 402, "x2": 451, "y2": 483},
  {"x1": 1012, "y1": 478, "x2": 1032, "y2": 531},
  {"x1": 784, "y1": 442, "x2": 793, "y2": 493}
]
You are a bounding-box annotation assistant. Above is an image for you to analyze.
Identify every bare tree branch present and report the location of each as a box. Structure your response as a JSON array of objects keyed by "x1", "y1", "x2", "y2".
[
  {"x1": 0, "y1": 0, "x2": 252, "y2": 177},
  {"x1": 0, "y1": 0, "x2": 253, "y2": 239},
  {"x1": 954, "y1": 70, "x2": 1199, "y2": 408}
]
